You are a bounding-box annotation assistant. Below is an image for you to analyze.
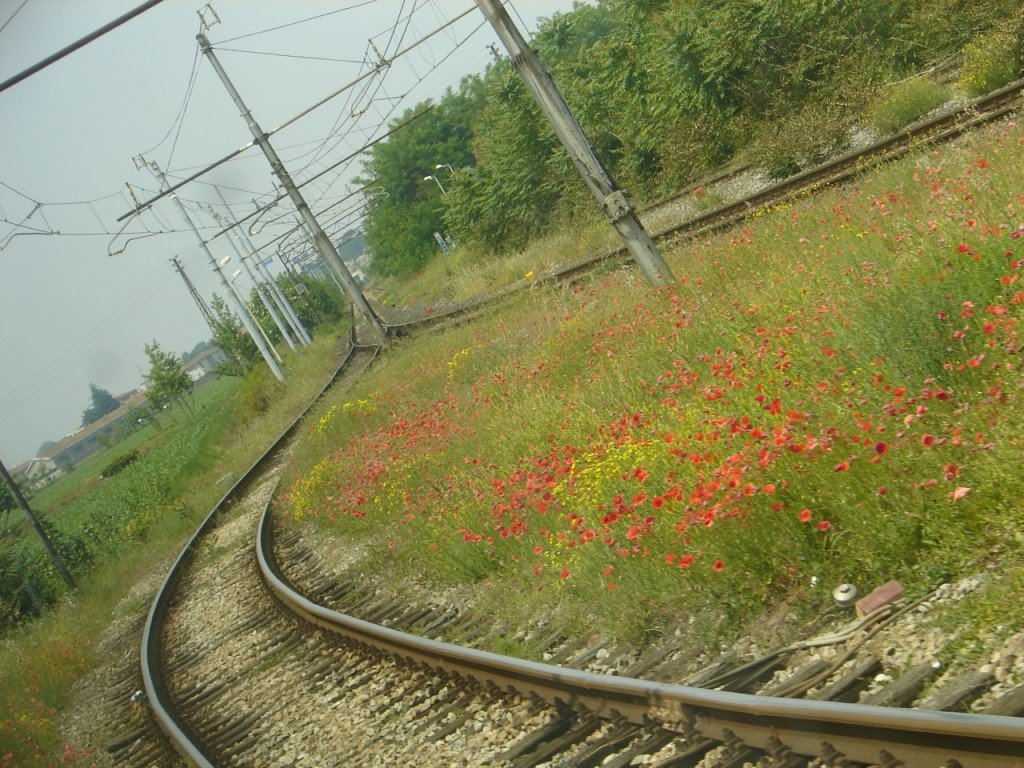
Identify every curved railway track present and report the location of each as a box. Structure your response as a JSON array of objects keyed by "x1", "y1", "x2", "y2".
[{"x1": 120, "y1": 78, "x2": 1024, "y2": 766}]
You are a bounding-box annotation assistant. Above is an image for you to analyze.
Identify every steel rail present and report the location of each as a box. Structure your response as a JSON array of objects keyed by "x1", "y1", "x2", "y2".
[
  {"x1": 140, "y1": 340, "x2": 380, "y2": 767},
  {"x1": 257, "y1": 502, "x2": 1024, "y2": 768}
]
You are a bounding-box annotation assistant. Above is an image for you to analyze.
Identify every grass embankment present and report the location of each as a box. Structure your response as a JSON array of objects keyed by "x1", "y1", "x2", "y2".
[
  {"x1": 0, "y1": 331, "x2": 346, "y2": 767},
  {"x1": 285, "y1": 118, "x2": 1024, "y2": 654}
]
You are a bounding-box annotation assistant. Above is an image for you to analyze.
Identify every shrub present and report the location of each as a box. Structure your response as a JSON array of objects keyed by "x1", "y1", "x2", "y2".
[
  {"x1": 237, "y1": 364, "x2": 286, "y2": 419},
  {"x1": 746, "y1": 102, "x2": 852, "y2": 180},
  {"x1": 867, "y1": 77, "x2": 951, "y2": 134},
  {"x1": 959, "y1": 30, "x2": 1022, "y2": 96},
  {"x1": 99, "y1": 450, "x2": 140, "y2": 479}
]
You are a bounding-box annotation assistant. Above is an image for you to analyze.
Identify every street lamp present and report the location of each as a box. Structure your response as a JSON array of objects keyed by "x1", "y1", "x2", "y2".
[
  {"x1": 434, "y1": 163, "x2": 454, "y2": 174},
  {"x1": 423, "y1": 174, "x2": 448, "y2": 197}
]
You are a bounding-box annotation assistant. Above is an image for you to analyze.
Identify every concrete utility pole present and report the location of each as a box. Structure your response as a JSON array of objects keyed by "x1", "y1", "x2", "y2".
[
  {"x1": 213, "y1": 187, "x2": 312, "y2": 346},
  {"x1": 208, "y1": 206, "x2": 298, "y2": 352},
  {"x1": 0, "y1": 458, "x2": 76, "y2": 590},
  {"x1": 474, "y1": 0, "x2": 677, "y2": 288},
  {"x1": 197, "y1": 32, "x2": 388, "y2": 344},
  {"x1": 143, "y1": 158, "x2": 286, "y2": 382}
]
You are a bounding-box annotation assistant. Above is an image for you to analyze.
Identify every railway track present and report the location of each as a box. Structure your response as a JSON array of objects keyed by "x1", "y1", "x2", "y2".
[
  {"x1": 382, "y1": 75, "x2": 1024, "y2": 336},
  {"x1": 100, "y1": 77, "x2": 1024, "y2": 766},
  {"x1": 135, "y1": 467, "x2": 1024, "y2": 767}
]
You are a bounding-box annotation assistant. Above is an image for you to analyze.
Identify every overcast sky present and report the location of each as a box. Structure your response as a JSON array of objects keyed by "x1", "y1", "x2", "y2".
[{"x1": 0, "y1": 0, "x2": 581, "y2": 466}]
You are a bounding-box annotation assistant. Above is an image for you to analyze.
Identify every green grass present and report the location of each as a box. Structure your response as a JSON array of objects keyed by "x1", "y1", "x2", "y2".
[
  {"x1": 284, "y1": 117, "x2": 1024, "y2": 659},
  {"x1": 0, "y1": 329, "x2": 347, "y2": 766},
  {"x1": 867, "y1": 77, "x2": 951, "y2": 134}
]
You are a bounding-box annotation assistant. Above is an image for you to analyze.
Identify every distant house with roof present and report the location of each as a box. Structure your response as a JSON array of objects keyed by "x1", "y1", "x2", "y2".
[
  {"x1": 184, "y1": 346, "x2": 227, "y2": 383},
  {"x1": 11, "y1": 456, "x2": 64, "y2": 493},
  {"x1": 38, "y1": 389, "x2": 149, "y2": 473}
]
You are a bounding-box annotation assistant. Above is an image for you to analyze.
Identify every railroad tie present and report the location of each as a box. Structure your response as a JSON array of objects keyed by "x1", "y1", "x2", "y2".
[
  {"x1": 918, "y1": 669, "x2": 995, "y2": 711},
  {"x1": 982, "y1": 680, "x2": 1024, "y2": 717},
  {"x1": 860, "y1": 660, "x2": 944, "y2": 707},
  {"x1": 808, "y1": 656, "x2": 882, "y2": 703}
]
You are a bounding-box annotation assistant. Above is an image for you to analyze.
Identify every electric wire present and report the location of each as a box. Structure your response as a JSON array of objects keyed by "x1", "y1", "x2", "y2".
[
  {"x1": 295, "y1": 0, "x2": 418, "y2": 174},
  {"x1": 0, "y1": 0, "x2": 166, "y2": 94},
  {"x1": 0, "y1": 256, "x2": 192, "y2": 414},
  {"x1": 294, "y1": 13, "x2": 490, "y2": 201},
  {"x1": 213, "y1": 47, "x2": 365, "y2": 65},
  {"x1": 118, "y1": 5, "x2": 477, "y2": 222},
  {"x1": 137, "y1": 42, "x2": 202, "y2": 160},
  {"x1": 0, "y1": 0, "x2": 30, "y2": 35},
  {"x1": 210, "y1": 0, "x2": 383, "y2": 45}
]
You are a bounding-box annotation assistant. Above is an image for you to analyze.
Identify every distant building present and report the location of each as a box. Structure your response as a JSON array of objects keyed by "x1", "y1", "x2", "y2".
[
  {"x1": 11, "y1": 456, "x2": 64, "y2": 493},
  {"x1": 183, "y1": 346, "x2": 227, "y2": 383},
  {"x1": 35, "y1": 390, "x2": 149, "y2": 474}
]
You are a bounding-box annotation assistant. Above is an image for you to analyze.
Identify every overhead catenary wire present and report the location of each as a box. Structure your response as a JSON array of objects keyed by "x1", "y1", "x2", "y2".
[
  {"x1": 117, "y1": 5, "x2": 476, "y2": 222},
  {"x1": 285, "y1": 8, "x2": 491, "y2": 201},
  {"x1": 210, "y1": 0, "x2": 383, "y2": 45},
  {"x1": 214, "y1": 47, "x2": 366, "y2": 65},
  {"x1": 0, "y1": 0, "x2": 30, "y2": 35},
  {"x1": 195, "y1": 106, "x2": 434, "y2": 249},
  {"x1": 0, "y1": 0, "x2": 166, "y2": 94}
]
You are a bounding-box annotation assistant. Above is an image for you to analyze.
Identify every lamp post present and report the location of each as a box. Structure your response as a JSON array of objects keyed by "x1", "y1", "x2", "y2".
[
  {"x1": 423, "y1": 174, "x2": 448, "y2": 198},
  {"x1": 434, "y1": 163, "x2": 454, "y2": 174}
]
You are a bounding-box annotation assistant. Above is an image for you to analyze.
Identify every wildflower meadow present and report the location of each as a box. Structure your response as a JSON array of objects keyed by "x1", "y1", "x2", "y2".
[{"x1": 286, "y1": 119, "x2": 1024, "y2": 648}]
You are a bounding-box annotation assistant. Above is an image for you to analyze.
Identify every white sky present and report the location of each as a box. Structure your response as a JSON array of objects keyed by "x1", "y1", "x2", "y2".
[{"x1": 0, "y1": 0, "x2": 580, "y2": 465}]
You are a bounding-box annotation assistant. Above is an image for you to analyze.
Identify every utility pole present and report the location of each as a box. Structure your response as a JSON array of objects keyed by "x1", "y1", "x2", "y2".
[
  {"x1": 474, "y1": 0, "x2": 677, "y2": 288},
  {"x1": 213, "y1": 187, "x2": 312, "y2": 346},
  {"x1": 141, "y1": 158, "x2": 286, "y2": 382},
  {"x1": 196, "y1": 31, "x2": 388, "y2": 344},
  {"x1": 224, "y1": 264, "x2": 283, "y2": 364},
  {"x1": 171, "y1": 256, "x2": 216, "y2": 333},
  {"x1": 207, "y1": 205, "x2": 299, "y2": 351},
  {"x1": 0, "y1": 458, "x2": 76, "y2": 590}
]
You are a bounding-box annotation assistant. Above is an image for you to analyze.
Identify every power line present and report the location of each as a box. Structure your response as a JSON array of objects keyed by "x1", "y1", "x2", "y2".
[
  {"x1": 137, "y1": 42, "x2": 202, "y2": 162},
  {"x1": 211, "y1": 0, "x2": 383, "y2": 45},
  {"x1": 213, "y1": 47, "x2": 366, "y2": 65},
  {"x1": 0, "y1": 0, "x2": 30, "y2": 36},
  {"x1": 0, "y1": 0, "x2": 166, "y2": 94},
  {"x1": 118, "y1": 5, "x2": 477, "y2": 222}
]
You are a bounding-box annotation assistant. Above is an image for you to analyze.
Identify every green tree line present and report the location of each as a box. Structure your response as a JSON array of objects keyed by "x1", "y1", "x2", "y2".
[{"x1": 360, "y1": 0, "x2": 1023, "y2": 277}]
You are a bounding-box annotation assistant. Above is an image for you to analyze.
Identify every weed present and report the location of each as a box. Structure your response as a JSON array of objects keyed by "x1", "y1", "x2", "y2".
[{"x1": 867, "y1": 77, "x2": 951, "y2": 134}]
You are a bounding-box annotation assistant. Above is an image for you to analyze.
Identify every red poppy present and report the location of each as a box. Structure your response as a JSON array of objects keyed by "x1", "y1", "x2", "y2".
[
  {"x1": 559, "y1": 568, "x2": 571, "y2": 579},
  {"x1": 712, "y1": 559, "x2": 726, "y2": 572},
  {"x1": 874, "y1": 441, "x2": 888, "y2": 455},
  {"x1": 817, "y1": 521, "x2": 832, "y2": 531},
  {"x1": 799, "y1": 509, "x2": 812, "y2": 523}
]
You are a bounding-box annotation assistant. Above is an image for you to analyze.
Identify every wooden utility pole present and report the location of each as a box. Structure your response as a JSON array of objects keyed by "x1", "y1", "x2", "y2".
[
  {"x1": 197, "y1": 31, "x2": 388, "y2": 344},
  {"x1": 0, "y1": 458, "x2": 76, "y2": 590},
  {"x1": 474, "y1": 0, "x2": 677, "y2": 288}
]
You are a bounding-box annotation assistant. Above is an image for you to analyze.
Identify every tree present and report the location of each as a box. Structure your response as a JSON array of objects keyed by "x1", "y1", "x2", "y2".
[
  {"x1": 144, "y1": 341, "x2": 194, "y2": 415},
  {"x1": 359, "y1": 75, "x2": 486, "y2": 277},
  {"x1": 209, "y1": 294, "x2": 260, "y2": 376},
  {"x1": 81, "y1": 383, "x2": 121, "y2": 427}
]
